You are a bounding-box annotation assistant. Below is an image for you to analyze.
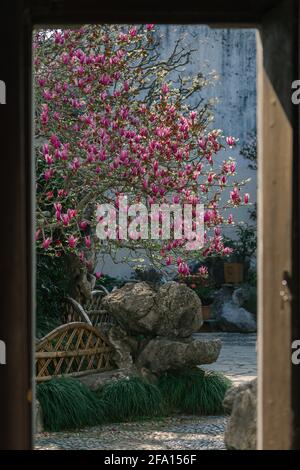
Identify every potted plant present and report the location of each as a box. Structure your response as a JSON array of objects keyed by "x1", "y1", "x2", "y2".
[
  {"x1": 179, "y1": 274, "x2": 215, "y2": 321},
  {"x1": 223, "y1": 224, "x2": 257, "y2": 284},
  {"x1": 193, "y1": 284, "x2": 216, "y2": 320}
]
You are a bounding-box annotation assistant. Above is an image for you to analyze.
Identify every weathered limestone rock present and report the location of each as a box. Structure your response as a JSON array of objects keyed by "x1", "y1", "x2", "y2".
[
  {"x1": 224, "y1": 378, "x2": 257, "y2": 450},
  {"x1": 35, "y1": 399, "x2": 44, "y2": 433},
  {"x1": 78, "y1": 368, "x2": 133, "y2": 392},
  {"x1": 213, "y1": 285, "x2": 256, "y2": 333},
  {"x1": 154, "y1": 282, "x2": 202, "y2": 337},
  {"x1": 108, "y1": 325, "x2": 139, "y2": 369},
  {"x1": 232, "y1": 286, "x2": 251, "y2": 307},
  {"x1": 100, "y1": 281, "x2": 221, "y2": 381},
  {"x1": 102, "y1": 282, "x2": 157, "y2": 334},
  {"x1": 136, "y1": 337, "x2": 222, "y2": 374},
  {"x1": 102, "y1": 281, "x2": 202, "y2": 337},
  {"x1": 220, "y1": 304, "x2": 257, "y2": 333}
]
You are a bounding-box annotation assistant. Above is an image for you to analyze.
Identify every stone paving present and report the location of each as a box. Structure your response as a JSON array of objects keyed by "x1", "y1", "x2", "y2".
[
  {"x1": 35, "y1": 333, "x2": 257, "y2": 451},
  {"x1": 35, "y1": 416, "x2": 228, "y2": 450},
  {"x1": 195, "y1": 332, "x2": 257, "y2": 386}
]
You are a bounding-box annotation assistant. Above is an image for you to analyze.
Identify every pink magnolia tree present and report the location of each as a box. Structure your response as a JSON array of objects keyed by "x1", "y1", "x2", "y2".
[{"x1": 34, "y1": 24, "x2": 249, "y2": 293}]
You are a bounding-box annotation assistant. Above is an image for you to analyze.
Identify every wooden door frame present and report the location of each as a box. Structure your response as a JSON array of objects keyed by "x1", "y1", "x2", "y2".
[
  {"x1": 0, "y1": 0, "x2": 299, "y2": 449},
  {"x1": 257, "y1": 0, "x2": 298, "y2": 447}
]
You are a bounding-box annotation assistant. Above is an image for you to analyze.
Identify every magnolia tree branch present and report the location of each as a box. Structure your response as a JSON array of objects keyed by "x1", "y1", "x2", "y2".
[{"x1": 34, "y1": 24, "x2": 250, "y2": 278}]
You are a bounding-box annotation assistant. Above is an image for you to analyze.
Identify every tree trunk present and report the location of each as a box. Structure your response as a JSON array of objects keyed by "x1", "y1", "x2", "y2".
[{"x1": 65, "y1": 252, "x2": 96, "y2": 304}]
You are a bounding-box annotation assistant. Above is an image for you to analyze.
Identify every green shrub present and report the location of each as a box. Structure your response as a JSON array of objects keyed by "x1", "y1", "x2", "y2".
[
  {"x1": 37, "y1": 377, "x2": 107, "y2": 431},
  {"x1": 37, "y1": 371, "x2": 232, "y2": 432},
  {"x1": 36, "y1": 254, "x2": 72, "y2": 337},
  {"x1": 132, "y1": 267, "x2": 163, "y2": 285},
  {"x1": 36, "y1": 315, "x2": 62, "y2": 340},
  {"x1": 157, "y1": 368, "x2": 232, "y2": 415},
  {"x1": 244, "y1": 287, "x2": 257, "y2": 315},
  {"x1": 97, "y1": 376, "x2": 164, "y2": 422}
]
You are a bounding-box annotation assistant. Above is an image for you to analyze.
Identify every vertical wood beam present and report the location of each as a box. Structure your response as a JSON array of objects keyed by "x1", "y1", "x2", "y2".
[
  {"x1": 0, "y1": 0, "x2": 33, "y2": 449},
  {"x1": 257, "y1": 0, "x2": 298, "y2": 449}
]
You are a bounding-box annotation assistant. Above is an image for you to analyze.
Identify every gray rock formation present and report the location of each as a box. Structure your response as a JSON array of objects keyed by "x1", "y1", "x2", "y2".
[
  {"x1": 136, "y1": 337, "x2": 222, "y2": 375},
  {"x1": 78, "y1": 368, "x2": 133, "y2": 392},
  {"x1": 102, "y1": 281, "x2": 221, "y2": 380},
  {"x1": 213, "y1": 285, "x2": 256, "y2": 333},
  {"x1": 108, "y1": 325, "x2": 138, "y2": 369},
  {"x1": 102, "y1": 281, "x2": 202, "y2": 337},
  {"x1": 224, "y1": 378, "x2": 257, "y2": 450}
]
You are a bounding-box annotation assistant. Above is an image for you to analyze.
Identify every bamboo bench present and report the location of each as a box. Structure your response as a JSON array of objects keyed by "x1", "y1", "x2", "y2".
[
  {"x1": 62, "y1": 288, "x2": 116, "y2": 334},
  {"x1": 36, "y1": 322, "x2": 116, "y2": 382}
]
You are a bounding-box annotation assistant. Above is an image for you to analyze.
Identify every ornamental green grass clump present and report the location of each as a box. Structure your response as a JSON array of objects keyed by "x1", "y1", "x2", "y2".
[
  {"x1": 157, "y1": 368, "x2": 232, "y2": 415},
  {"x1": 37, "y1": 377, "x2": 107, "y2": 431},
  {"x1": 97, "y1": 376, "x2": 164, "y2": 422},
  {"x1": 37, "y1": 370, "x2": 231, "y2": 432}
]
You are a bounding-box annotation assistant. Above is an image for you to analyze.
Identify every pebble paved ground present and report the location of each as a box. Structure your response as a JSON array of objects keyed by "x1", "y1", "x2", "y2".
[
  {"x1": 196, "y1": 332, "x2": 257, "y2": 386},
  {"x1": 35, "y1": 333, "x2": 257, "y2": 451}
]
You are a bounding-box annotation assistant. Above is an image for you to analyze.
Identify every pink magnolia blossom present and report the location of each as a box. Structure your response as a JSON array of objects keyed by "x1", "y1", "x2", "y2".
[
  {"x1": 198, "y1": 138, "x2": 207, "y2": 151},
  {"x1": 207, "y1": 173, "x2": 214, "y2": 184},
  {"x1": 166, "y1": 255, "x2": 173, "y2": 266},
  {"x1": 99, "y1": 74, "x2": 112, "y2": 86},
  {"x1": 79, "y1": 220, "x2": 88, "y2": 230},
  {"x1": 228, "y1": 214, "x2": 234, "y2": 224},
  {"x1": 161, "y1": 83, "x2": 169, "y2": 95},
  {"x1": 44, "y1": 169, "x2": 54, "y2": 180},
  {"x1": 204, "y1": 210, "x2": 212, "y2": 223},
  {"x1": 198, "y1": 266, "x2": 209, "y2": 278},
  {"x1": 43, "y1": 89, "x2": 52, "y2": 100},
  {"x1": 178, "y1": 262, "x2": 190, "y2": 276},
  {"x1": 223, "y1": 247, "x2": 233, "y2": 256},
  {"x1": 226, "y1": 136, "x2": 236, "y2": 147},
  {"x1": 42, "y1": 237, "x2": 52, "y2": 249},
  {"x1": 71, "y1": 158, "x2": 81, "y2": 170},
  {"x1": 35, "y1": 229, "x2": 41, "y2": 240},
  {"x1": 54, "y1": 203, "x2": 62, "y2": 212},
  {"x1": 42, "y1": 143, "x2": 49, "y2": 155},
  {"x1": 67, "y1": 209, "x2": 77, "y2": 219},
  {"x1": 61, "y1": 213, "x2": 70, "y2": 226},
  {"x1": 50, "y1": 134, "x2": 61, "y2": 149},
  {"x1": 45, "y1": 154, "x2": 54, "y2": 165},
  {"x1": 230, "y1": 187, "x2": 241, "y2": 204},
  {"x1": 68, "y1": 235, "x2": 78, "y2": 249},
  {"x1": 153, "y1": 160, "x2": 159, "y2": 172},
  {"x1": 85, "y1": 235, "x2": 91, "y2": 248}
]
